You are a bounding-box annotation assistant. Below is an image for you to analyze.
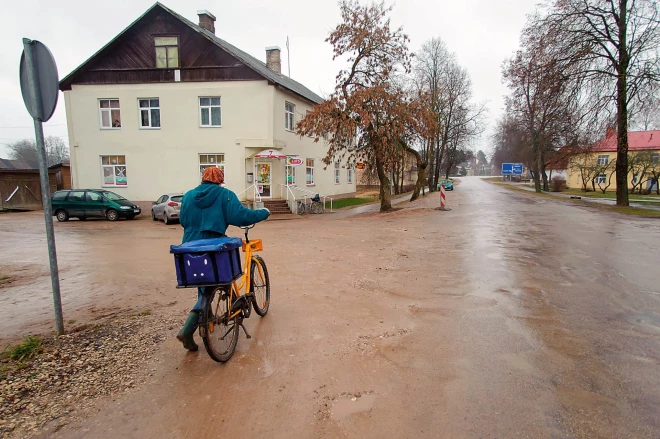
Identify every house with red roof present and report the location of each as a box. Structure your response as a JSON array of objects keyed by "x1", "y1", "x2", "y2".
[{"x1": 567, "y1": 130, "x2": 660, "y2": 193}]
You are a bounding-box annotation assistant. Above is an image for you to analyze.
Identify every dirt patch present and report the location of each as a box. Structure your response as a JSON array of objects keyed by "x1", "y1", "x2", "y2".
[{"x1": 0, "y1": 312, "x2": 180, "y2": 438}]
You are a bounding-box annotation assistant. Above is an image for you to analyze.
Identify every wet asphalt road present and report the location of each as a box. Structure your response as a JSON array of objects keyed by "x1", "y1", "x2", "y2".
[{"x1": 2, "y1": 177, "x2": 659, "y2": 438}]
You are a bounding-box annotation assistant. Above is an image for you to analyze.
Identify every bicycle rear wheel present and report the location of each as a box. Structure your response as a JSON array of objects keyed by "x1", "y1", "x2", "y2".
[
  {"x1": 250, "y1": 256, "x2": 270, "y2": 316},
  {"x1": 311, "y1": 202, "x2": 323, "y2": 214},
  {"x1": 202, "y1": 286, "x2": 239, "y2": 363}
]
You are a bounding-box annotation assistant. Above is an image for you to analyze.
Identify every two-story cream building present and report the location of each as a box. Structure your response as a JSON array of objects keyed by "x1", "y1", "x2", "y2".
[{"x1": 59, "y1": 3, "x2": 356, "y2": 211}]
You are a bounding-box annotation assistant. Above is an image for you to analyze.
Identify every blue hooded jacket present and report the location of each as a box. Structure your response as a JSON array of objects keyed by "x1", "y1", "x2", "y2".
[{"x1": 180, "y1": 182, "x2": 270, "y2": 243}]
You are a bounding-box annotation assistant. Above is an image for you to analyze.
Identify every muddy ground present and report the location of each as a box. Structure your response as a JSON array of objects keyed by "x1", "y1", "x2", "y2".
[{"x1": 1, "y1": 177, "x2": 659, "y2": 438}]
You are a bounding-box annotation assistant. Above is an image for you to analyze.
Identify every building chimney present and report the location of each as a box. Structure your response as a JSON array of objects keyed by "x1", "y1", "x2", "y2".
[
  {"x1": 197, "y1": 10, "x2": 216, "y2": 34},
  {"x1": 265, "y1": 46, "x2": 282, "y2": 74}
]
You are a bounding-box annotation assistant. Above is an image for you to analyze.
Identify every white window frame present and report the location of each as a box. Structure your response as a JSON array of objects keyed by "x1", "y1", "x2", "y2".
[
  {"x1": 98, "y1": 99, "x2": 121, "y2": 130},
  {"x1": 101, "y1": 155, "x2": 127, "y2": 187},
  {"x1": 306, "y1": 158, "x2": 315, "y2": 186},
  {"x1": 199, "y1": 154, "x2": 226, "y2": 181},
  {"x1": 199, "y1": 97, "x2": 222, "y2": 128},
  {"x1": 138, "y1": 98, "x2": 161, "y2": 129},
  {"x1": 597, "y1": 155, "x2": 609, "y2": 165},
  {"x1": 347, "y1": 165, "x2": 354, "y2": 184},
  {"x1": 285, "y1": 102, "x2": 295, "y2": 132},
  {"x1": 595, "y1": 174, "x2": 607, "y2": 185},
  {"x1": 334, "y1": 161, "x2": 341, "y2": 185},
  {"x1": 285, "y1": 164, "x2": 296, "y2": 186}
]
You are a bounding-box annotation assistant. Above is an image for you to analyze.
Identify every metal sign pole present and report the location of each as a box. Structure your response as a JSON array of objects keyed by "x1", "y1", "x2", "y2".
[{"x1": 22, "y1": 38, "x2": 64, "y2": 335}]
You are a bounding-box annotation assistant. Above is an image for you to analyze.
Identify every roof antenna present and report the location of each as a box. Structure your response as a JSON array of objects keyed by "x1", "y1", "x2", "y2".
[{"x1": 286, "y1": 36, "x2": 291, "y2": 77}]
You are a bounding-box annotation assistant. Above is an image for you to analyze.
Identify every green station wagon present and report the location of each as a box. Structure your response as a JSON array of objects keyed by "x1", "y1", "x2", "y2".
[{"x1": 51, "y1": 190, "x2": 141, "y2": 222}]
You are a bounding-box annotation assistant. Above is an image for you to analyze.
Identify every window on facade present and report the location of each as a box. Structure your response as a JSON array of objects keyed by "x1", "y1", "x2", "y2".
[
  {"x1": 306, "y1": 158, "x2": 315, "y2": 185},
  {"x1": 99, "y1": 99, "x2": 121, "y2": 129},
  {"x1": 595, "y1": 174, "x2": 607, "y2": 185},
  {"x1": 138, "y1": 99, "x2": 160, "y2": 128},
  {"x1": 286, "y1": 164, "x2": 296, "y2": 185},
  {"x1": 285, "y1": 102, "x2": 295, "y2": 131},
  {"x1": 597, "y1": 155, "x2": 609, "y2": 165},
  {"x1": 334, "y1": 162, "x2": 341, "y2": 184},
  {"x1": 652, "y1": 154, "x2": 659, "y2": 164},
  {"x1": 199, "y1": 154, "x2": 225, "y2": 181},
  {"x1": 101, "y1": 156, "x2": 127, "y2": 186},
  {"x1": 199, "y1": 97, "x2": 221, "y2": 127},
  {"x1": 347, "y1": 165, "x2": 353, "y2": 184},
  {"x1": 155, "y1": 37, "x2": 179, "y2": 68}
]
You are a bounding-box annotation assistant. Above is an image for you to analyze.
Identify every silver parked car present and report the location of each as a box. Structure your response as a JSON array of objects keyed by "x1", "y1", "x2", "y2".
[{"x1": 152, "y1": 193, "x2": 183, "y2": 224}]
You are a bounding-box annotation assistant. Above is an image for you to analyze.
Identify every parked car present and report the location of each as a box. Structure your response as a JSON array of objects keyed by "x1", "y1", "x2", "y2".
[
  {"x1": 152, "y1": 193, "x2": 183, "y2": 224},
  {"x1": 438, "y1": 179, "x2": 454, "y2": 191},
  {"x1": 51, "y1": 190, "x2": 141, "y2": 222}
]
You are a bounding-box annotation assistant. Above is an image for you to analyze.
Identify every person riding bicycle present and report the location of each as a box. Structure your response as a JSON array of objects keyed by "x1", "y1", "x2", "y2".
[{"x1": 176, "y1": 167, "x2": 270, "y2": 351}]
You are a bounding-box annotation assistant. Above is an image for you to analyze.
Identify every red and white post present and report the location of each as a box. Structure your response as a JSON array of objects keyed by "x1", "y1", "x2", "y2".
[{"x1": 437, "y1": 184, "x2": 451, "y2": 211}]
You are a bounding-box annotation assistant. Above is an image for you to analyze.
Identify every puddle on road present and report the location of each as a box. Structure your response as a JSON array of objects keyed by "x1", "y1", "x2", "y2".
[{"x1": 330, "y1": 394, "x2": 377, "y2": 421}]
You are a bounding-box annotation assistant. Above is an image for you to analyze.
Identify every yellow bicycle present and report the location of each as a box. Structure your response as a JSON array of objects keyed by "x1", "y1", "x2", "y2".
[{"x1": 199, "y1": 225, "x2": 270, "y2": 362}]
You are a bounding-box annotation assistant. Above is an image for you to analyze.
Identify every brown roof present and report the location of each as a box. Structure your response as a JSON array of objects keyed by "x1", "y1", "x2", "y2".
[{"x1": 0, "y1": 159, "x2": 34, "y2": 170}]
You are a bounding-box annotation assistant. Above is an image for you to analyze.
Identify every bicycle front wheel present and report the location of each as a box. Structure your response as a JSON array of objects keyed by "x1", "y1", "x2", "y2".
[
  {"x1": 202, "y1": 286, "x2": 239, "y2": 363},
  {"x1": 250, "y1": 256, "x2": 271, "y2": 316},
  {"x1": 311, "y1": 202, "x2": 323, "y2": 214},
  {"x1": 296, "y1": 201, "x2": 305, "y2": 215}
]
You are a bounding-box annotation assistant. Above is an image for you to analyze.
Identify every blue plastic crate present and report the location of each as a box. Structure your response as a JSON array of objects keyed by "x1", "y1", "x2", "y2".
[{"x1": 170, "y1": 237, "x2": 243, "y2": 287}]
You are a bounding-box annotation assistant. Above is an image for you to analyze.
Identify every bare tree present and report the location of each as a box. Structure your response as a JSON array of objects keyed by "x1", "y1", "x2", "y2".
[
  {"x1": 540, "y1": 0, "x2": 660, "y2": 205},
  {"x1": 570, "y1": 152, "x2": 601, "y2": 192},
  {"x1": 297, "y1": 1, "x2": 434, "y2": 211},
  {"x1": 628, "y1": 151, "x2": 657, "y2": 194},
  {"x1": 6, "y1": 136, "x2": 70, "y2": 168},
  {"x1": 594, "y1": 157, "x2": 617, "y2": 193},
  {"x1": 503, "y1": 16, "x2": 586, "y2": 192}
]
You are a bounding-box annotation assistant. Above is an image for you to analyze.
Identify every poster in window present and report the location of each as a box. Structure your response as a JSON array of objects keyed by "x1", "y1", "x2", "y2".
[{"x1": 115, "y1": 166, "x2": 127, "y2": 185}]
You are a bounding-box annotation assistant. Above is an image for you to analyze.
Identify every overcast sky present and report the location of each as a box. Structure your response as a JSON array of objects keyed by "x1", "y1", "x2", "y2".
[{"x1": 0, "y1": 0, "x2": 537, "y2": 159}]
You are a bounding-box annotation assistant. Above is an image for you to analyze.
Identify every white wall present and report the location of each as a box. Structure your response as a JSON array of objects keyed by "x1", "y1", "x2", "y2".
[
  {"x1": 64, "y1": 81, "x2": 356, "y2": 202},
  {"x1": 65, "y1": 81, "x2": 271, "y2": 201},
  {"x1": 272, "y1": 89, "x2": 355, "y2": 198}
]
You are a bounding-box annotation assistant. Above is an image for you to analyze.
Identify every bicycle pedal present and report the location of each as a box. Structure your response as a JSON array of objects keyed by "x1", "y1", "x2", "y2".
[{"x1": 239, "y1": 322, "x2": 252, "y2": 339}]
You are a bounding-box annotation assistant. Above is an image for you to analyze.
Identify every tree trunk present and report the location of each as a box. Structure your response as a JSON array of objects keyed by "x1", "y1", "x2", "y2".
[
  {"x1": 393, "y1": 161, "x2": 400, "y2": 195},
  {"x1": 432, "y1": 141, "x2": 442, "y2": 191},
  {"x1": 445, "y1": 161, "x2": 452, "y2": 180},
  {"x1": 410, "y1": 162, "x2": 426, "y2": 202},
  {"x1": 540, "y1": 149, "x2": 549, "y2": 192},
  {"x1": 375, "y1": 157, "x2": 392, "y2": 211},
  {"x1": 615, "y1": 0, "x2": 630, "y2": 206}
]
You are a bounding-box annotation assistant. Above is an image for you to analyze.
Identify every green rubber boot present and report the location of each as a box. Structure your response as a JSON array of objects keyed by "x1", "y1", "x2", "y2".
[{"x1": 176, "y1": 311, "x2": 199, "y2": 351}]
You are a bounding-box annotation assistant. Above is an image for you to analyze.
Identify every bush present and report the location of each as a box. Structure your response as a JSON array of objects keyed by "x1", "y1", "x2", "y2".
[{"x1": 551, "y1": 176, "x2": 566, "y2": 192}]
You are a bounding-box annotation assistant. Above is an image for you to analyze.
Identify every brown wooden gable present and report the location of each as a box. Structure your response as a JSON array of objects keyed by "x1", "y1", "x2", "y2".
[{"x1": 60, "y1": 6, "x2": 262, "y2": 90}]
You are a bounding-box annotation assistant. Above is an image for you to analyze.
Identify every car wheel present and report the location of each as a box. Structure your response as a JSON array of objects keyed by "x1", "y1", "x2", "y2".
[
  {"x1": 151, "y1": 210, "x2": 158, "y2": 221},
  {"x1": 106, "y1": 209, "x2": 119, "y2": 221},
  {"x1": 163, "y1": 213, "x2": 170, "y2": 225},
  {"x1": 56, "y1": 210, "x2": 69, "y2": 222}
]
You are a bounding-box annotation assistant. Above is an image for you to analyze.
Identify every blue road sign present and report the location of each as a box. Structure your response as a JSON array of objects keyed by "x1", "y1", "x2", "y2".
[{"x1": 502, "y1": 163, "x2": 523, "y2": 175}]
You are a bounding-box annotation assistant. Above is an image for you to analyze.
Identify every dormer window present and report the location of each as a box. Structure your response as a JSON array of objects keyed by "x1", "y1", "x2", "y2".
[{"x1": 155, "y1": 37, "x2": 179, "y2": 68}]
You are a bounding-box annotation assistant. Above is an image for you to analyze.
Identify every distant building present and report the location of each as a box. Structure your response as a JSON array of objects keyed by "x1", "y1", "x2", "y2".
[
  {"x1": 0, "y1": 159, "x2": 33, "y2": 170},
  {"x1": 566, "y1": 130, "x2": 660, "y2": 192}
]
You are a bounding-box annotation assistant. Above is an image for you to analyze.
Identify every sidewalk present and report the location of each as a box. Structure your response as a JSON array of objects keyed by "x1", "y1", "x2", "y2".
[{"x1": 498, "y1": 182, "x2": 660, "y2": 212}]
